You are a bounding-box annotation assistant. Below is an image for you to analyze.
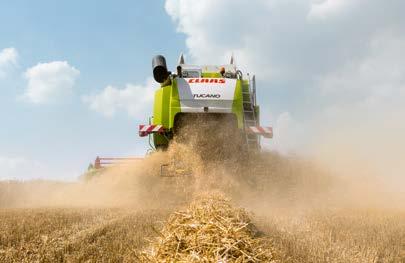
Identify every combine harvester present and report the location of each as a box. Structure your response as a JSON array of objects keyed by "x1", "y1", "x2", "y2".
[{"x1": 90, "y1": 54, "x2": 272, "y2": 176}]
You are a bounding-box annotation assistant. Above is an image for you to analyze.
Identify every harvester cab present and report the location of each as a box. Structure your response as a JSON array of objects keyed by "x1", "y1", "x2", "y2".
[{"x1": 139, "y1": 54, "x2": 272, "y2": 177}]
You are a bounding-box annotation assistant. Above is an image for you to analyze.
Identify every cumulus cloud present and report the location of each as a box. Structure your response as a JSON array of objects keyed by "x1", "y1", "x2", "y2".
[
  {"x1": 23, "y1": 61, "x2": 80, "y2": 104},
  {"x1": 166, "y1": 0, "x2": 405, "y2": 80},
  {"x1": 317, "y1": 30, "x2": 405, "y2": 104},
  {"x1": 0, "y1": 47, "x2": 18, "y2": 78},
  {"x1": 82, "y1": 78, "x2": 155, "y2": 119},
  {"x1": 165, "y1": 0, "x2": 405, "y2": 155}
]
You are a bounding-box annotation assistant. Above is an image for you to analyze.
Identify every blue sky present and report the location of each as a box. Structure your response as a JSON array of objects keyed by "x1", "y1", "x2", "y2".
[
  {"x1": 1, "y1": 0, "x2": 405, "y2": 180},
  {"x1": 0, "y1": 0, "x2": 187, "y2": 179}
]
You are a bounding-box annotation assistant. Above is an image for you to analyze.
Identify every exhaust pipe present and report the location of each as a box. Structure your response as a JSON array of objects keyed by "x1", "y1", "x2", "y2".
[{"x1": 152, "y1": 55, "x2": 169, "y2": 83}]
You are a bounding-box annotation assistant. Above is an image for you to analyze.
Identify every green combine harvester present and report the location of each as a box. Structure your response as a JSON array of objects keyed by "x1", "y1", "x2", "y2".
[
  {"x1": 89, "y1": 54, "x2": 272, "y2": 176},
  {"x1": 139, "y1": 54, "x2": 273, "y2": 153}
]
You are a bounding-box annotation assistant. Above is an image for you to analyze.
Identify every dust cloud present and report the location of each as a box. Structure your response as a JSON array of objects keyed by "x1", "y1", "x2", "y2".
[
  {"x1": 1, "y1": 113, "x2": 405, "y2": 214},
  {"x1": 0, "y1": 152, "x2": 182, "y2": 208}
]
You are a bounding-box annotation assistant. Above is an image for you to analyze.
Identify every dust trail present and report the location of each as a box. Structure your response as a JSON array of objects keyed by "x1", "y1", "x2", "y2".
[
  {"x1": 2, "y1": 119, "x2": 404, "y2": 213},
  {"x1": 0, "y1": 151, "x2": 188, "y2": 209},
  {"x1": 33, "y1": 112, "x2": 405, "y2": 210},
  {"x1": 171, "y1": 113, "x2": 405, "y2": 213}
]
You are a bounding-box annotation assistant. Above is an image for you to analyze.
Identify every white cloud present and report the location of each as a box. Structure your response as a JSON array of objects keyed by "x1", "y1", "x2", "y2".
[
  {"x1": 316, "y1": 30, "x2": 405, "y2": 116},
  {"x1": 165, "y1": 0, "x2": 405, "y2": 155},
  {"x1": 82, "y1": 78, "x2": 155, "y2": 119},
  {"x1": 308, "y1": 29, "x2": 405, "y2": 152},
  {"x1": 0, "y1": 47, "x2": 18, "y2": 78},
  {"x1": 23, "y1": 61, "x2": 80, "y2": 104},
  {"x1": 165, "y1": 0, "x2": 405, "y2": 80}
]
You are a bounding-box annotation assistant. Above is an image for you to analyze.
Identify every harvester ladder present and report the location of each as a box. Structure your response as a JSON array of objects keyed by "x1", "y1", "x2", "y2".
[{"x1": 242, "y1": 75, "x2": 260, "y2": 151}]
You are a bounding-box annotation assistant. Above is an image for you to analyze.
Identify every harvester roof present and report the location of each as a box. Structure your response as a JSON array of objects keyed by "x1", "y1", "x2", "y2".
[{"x1": 177, "y1": 53, "x2": 238, "y2": 78}]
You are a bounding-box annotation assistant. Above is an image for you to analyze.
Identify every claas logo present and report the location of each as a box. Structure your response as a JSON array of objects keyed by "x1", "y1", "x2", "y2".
[{"x1": 188, "y1": 78, "x2": 226, "y2": 84}]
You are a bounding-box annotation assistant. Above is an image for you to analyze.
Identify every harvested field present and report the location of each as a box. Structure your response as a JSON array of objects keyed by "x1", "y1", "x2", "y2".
[
  {"x1": 1, "y1": 148, "x2": 405, "y2": 262},
  {"x1": 0, "y1": 207, "x2": 168, "y2": 262},
  {"x1": 1, "y1": 200, "x2": 405, "y2": 262},
  {"x1": 256, "y1": 209, "x2": 405, "y2": 263}
]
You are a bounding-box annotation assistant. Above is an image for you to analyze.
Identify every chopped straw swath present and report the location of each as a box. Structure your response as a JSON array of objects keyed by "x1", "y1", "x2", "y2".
[{"x1": 139, "y1": 193, "x2": 275, "y2": 262}]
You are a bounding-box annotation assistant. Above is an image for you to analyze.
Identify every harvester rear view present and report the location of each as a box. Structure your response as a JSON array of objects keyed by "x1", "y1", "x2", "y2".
[
  {"x1": 89, "y1": 54, "x2": 272, "y2": 176},
  {"x1": 139, "y1": 54, "x2": 272, "y2": 160}
]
